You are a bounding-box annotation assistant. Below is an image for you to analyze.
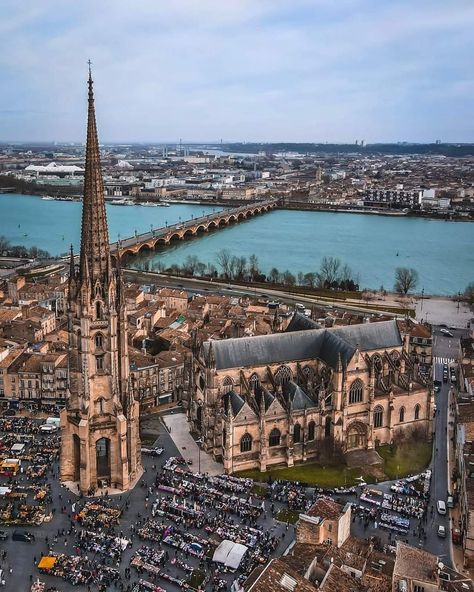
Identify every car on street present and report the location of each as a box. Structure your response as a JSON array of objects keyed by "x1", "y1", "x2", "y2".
[
  {"x1": 0, "y1": 531, "x2": 8, "y2": 540},
  {"x1": 447, "y1": 496, "x2": 454, "y2": 508},
  {"x1": 440, "y1": 329, "x2": 454, "y2": 337},
  {"x1": 3, "y1": 409, "x2": 16, "y2": 416},
  {"x1": 434, "y1": 385, "x2": 440, "y2": 393},
  {"x1": 141, "y1": 447, "x2": 164, "y2": 456},
  {"x1": 12, "y1": 530, "x2": 35, "y2": 542},
  {"x1": 437, "y1": 525, "x2": 446, "y2": 538},
  {"x1": 437, "y1": 500, "x2": 447, "y2": 515}
]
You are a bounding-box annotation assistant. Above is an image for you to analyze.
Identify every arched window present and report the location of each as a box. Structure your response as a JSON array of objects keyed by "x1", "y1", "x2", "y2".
[
  {"x1": 349, "y1": 379, "x2": 363, "y2": 404},
  {"x1": 308, "y1": 421, "x2": 315, "y2": 441},
  {"x1": 95, "y1": 333, "x2": 104, "y2": 349},
  {"x1": 96, "y1": 355, "x2": 104, "y2": 372},
  {"x1": 222, "y1": 376, "x2": 234, "y2": 394},
  {"x1": 293, "y1": 423, "x2": 301, "y2": 443},
  {"x1": 414, "y1": 404, "x2": 420, "y2": 420},
  {"x1": 96, "y1": 301, "x2": 103, "y2": 320},
  {"x1": 399, "y1": 407, "x2": 405, "y2": 423},
  {"x1": 240, "y1": 433, "x2": 252, "y2": 453},
  {"x1": 274, "y1": 365, "x2": 292, "y2": 385},
  {"x1": 269, "y1": 428, "x2": 281, "y2": 447},
  {"x1": 303, "y1": 366, "x2": 314, "y2": 383},
  {"x1": 249, "y1": 373, "x2": 260, "y2": 391},
  {"x1": 374, "y1": 406, "x2": 383, "y2": 428}
]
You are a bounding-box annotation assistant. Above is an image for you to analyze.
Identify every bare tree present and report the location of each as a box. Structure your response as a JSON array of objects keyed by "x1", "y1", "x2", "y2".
[
  {"x1": 235, "y1": 256, "x2": 247, "y2": 280},
  {"x1": 303, "y1": 272, "x2": 316, "y2": 287},
  {"x1": 268, "y1": 267, "x2": 281, "y2": 284},
  {"x1": 248, "y1": 254, "x2": 260, "y2": 281},
  {"x1": 282, "y1": 270, "x2": 296, "y2": 286},
  {"x1": 0, "y1": 236, "x2": 10, "y2": 254},
  {"x1": 394, "y1": 267, "x2": 419, "y2": 294},
  {"x1": 216, "y1": 249, "x2": 232, "y2": 278},
  {"x1": 318, "y1": 256, "x2": 341, "y2": 286}
]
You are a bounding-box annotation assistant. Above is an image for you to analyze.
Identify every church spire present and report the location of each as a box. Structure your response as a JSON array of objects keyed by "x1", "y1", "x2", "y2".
[{"x1": 79, "y1": 62, "x2": 111, "y2": 288}]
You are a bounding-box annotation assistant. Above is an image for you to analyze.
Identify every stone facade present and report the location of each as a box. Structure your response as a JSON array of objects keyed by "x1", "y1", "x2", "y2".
[
  {"x1": 190, "y1": 318, "x2": 433, "y2": 473},
  {"x1": 60, "y1": 69, "x2": 140, "y2": 493}
]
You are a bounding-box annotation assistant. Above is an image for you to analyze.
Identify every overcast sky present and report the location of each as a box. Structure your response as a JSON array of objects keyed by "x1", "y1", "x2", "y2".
[{"x1": 1, "y1": 0, "x2": 473, "y2": 143}]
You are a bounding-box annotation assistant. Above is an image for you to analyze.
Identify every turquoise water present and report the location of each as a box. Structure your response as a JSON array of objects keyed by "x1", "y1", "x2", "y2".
[
  {"x1": 0, "y1": 193, "x2": 217, "y2": 257},
  {"x1": 0, "y1": 193, "x2": 472, "y2": 295}
]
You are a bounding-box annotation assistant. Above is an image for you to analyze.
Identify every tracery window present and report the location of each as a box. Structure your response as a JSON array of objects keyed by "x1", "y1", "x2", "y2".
[
  {"x1": 349, "y1": 379, "x2": 363, "y2": 404},
  {"x1": 374, "y1": 406, "x2": 383, "y2": 428},
  {"x1": 222, "y1": 376, "x2": 234, "y2": 394},
  {"x1": 269, "y1": 428, "x2": 281, "y2": 447},
  {"x1": 274, "y1": 365, "x2": 292, "y2": 385},
  {"x1": 240, "y1": 433, "x2": 252, "y2": 453}
]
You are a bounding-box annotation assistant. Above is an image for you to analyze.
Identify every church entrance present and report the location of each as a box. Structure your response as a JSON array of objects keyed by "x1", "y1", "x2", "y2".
[
  {"x1": 73, "y1": 434, "x2": 81, "y2": 482},
  {"x1": 346, "y1": 422, "x2": 367, "y2": 450},
  {"x1": 96, "y1": 437, "x2": 111, "y2": 482}
]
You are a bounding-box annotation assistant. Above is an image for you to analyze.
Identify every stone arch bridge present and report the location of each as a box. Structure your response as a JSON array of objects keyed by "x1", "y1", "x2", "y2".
[{"x1": 110, "y1": 199, "x2": 277, "y2": 260}]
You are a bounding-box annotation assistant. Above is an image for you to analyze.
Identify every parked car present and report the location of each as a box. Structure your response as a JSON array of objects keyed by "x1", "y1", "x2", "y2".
[
  {"x1": 447, "y1": 496, "x2": 454, "y2": 508},
  {"x1": 437, "y1": 525, "x2": 446, "y2": 538},
  {"x1": 12, "y1": 530, "x2": 35, "y2": 542},
  {"x1": 3, "y1": 409, "x2": 16, "y2": 417},
  {"x1": 0, "y1": 531, "x2": 8, "y2": 540},
  {"x1": 437, "y1": 500, "x2": 447, "y2": 515},
  {"x1": 440, "y1": 329, "x2": 454, "y2": 337}
]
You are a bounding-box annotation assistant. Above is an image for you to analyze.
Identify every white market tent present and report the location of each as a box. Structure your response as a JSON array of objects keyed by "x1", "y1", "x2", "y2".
[{"x1": 212, "y1": 540, "x2": 248, "y2": 570}]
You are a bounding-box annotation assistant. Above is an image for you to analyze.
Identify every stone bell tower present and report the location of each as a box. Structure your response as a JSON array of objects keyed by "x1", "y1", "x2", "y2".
[{"x1": 60, "y1": 65, "x2": 141, "y2": 492}]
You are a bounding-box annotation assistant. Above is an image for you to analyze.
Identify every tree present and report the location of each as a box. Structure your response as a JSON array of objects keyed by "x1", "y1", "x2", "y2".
[
  {"x1": 182, "y1": 255, "x2": 201, "y2": 276},
  {"x1": 317, "y1": 256, "x2": 341, "y2": 287},
  {"x1": 268, "y1": 267, "x2": 281, "y2": 284},
  {"x1": 282, "y1": 270, "x2": 296, "y2": 286},
  {"x1": 0, "y1": 236, "x2": 10, "y2": 254},
  {"x1": 235, "y1": 256, "x2": 247, "y2": 280},
  {"x1": 216, "y1": 249, "x2": 232, "y2": 278},
  {"x1": 464, "y1": 281, "x2": 474, "y2": 304},
  {"x1": 297, "y1": 271, "x2": 304, "y2": 286},
  {"x1": 394, "y1": 267, "x2": 419, "y2": 294},
  {"x1": 303, "y1": 272, "x2": 316, "y2": 287},
  {"x1": 248, "y1": 254, "x2": 260, "y2": 281}
]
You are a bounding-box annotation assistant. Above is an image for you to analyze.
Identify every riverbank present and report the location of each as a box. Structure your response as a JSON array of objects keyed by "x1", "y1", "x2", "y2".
[
  {"x1": 1, "y1": 192, "x2": 473, "y2": 294},
  {"x1": 281, "y1": 201, "x2": 474, "y2": 222}
]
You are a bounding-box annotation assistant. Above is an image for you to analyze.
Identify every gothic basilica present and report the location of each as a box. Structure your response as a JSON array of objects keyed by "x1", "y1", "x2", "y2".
[
  {"x1": 60, "y1": 69, "x2": 141, "y2": 492},
  {"x1": 190, "y1": 315, "x2": 433, "y2": 474}
]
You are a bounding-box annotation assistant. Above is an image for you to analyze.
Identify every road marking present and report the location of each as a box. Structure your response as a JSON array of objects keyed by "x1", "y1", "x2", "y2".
[{"x1": 434, "y1": 357, "x2": 455, "y2": 365}]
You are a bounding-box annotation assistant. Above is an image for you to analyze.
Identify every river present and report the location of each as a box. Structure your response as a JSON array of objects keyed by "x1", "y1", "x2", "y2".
[{"x1": 0, "y1": 193, "x2": 472, "y2": 295}]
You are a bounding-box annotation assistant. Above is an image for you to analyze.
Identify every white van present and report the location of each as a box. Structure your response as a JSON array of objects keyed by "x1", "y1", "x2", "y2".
[{"x1": 437, "y1": 500, "x2": 447, "y2": 515}]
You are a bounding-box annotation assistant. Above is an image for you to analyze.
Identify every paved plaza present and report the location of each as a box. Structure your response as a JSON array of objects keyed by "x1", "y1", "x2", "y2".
[{"x1": 161, "y1": 411, "x2": 223, "y2": 476}]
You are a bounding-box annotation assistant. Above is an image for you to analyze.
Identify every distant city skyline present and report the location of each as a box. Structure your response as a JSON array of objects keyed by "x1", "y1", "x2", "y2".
[{"x1": 1, "y1": 0, "x2": 473, "y2": 143}]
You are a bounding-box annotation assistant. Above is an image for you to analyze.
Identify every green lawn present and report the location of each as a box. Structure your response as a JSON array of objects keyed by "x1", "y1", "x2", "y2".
[
  {"x1": 236, "y1": 441, "x2": 432, "y2": 487},
  {"x1": 276, "y1": 509, "x2": 300, "y2": 524},
  {"x1": 377, "y1": 442, "x2": 432, "y2": 480},
  {"x1": 237, "y1": 463, "x2": 372, "y2": 488}
]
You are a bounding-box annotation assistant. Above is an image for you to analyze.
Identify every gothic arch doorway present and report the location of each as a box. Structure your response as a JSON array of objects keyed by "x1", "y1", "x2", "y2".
[
  {"x1": 96, "y1": 437, "x2": 111, "y2": 481},
  {"x1": 196, "y1": 405, "x2": 203, "y2": 430},
  {"x1": 346, "y1": 422, "x2": 367, "y2": 450}
]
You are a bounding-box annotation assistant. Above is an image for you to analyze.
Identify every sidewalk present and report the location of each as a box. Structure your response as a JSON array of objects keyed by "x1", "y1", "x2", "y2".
[
  {"x1": 161, "y1": 412, "x2": 223, "y2": 476},
  {"x1": 447, "y1": 390, "x2": 474, "y2": 579}
]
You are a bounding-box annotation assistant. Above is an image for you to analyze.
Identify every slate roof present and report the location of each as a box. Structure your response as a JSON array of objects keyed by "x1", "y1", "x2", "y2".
[
  {"x1": 203, "y1": 320, "x2": 402, "y2": 371},
  {"x1": 286, "y1": 312, "x2": 321, "y2": 332},
  {"x1": 282, "y1": 381, "x2": 315, "y2": 410},
  {"x1": 254, "y1": 386, "x2": 275, "y2": 411},
  {"x1": 224, "y1": 390, "x2": 245, "y2": 416}
]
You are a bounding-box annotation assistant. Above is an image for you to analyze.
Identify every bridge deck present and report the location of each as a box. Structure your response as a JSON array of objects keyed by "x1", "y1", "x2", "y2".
[{"x1": 111, "y1": 199, "x2": 277, "y2": 256}]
